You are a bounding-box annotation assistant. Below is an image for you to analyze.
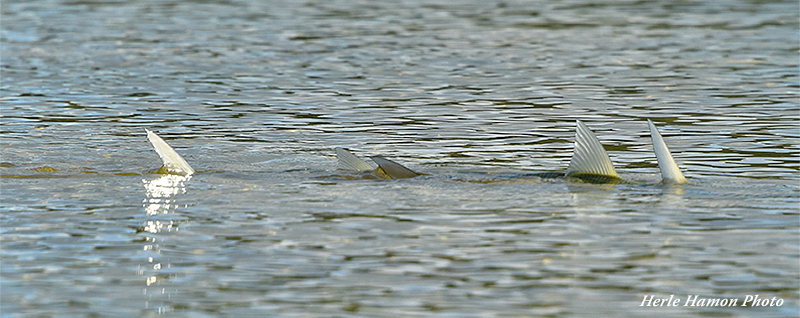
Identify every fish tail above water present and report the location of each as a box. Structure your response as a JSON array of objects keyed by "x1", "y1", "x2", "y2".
[
  {"x1": 335, "y1": 147, "x2": 376, "y2": 172},
  {"x1": 334, "y1": 147, "x2": 419, "y2": 179},
  {"x1": 566, "y1": 120, "x2": 620, "y2": 181},
  {"x1": 370, "y1": 156, "x2": 420, "y2": 179},
  {"x1": 145, "y1": 129, "x2": 195, "y2": 176},
  {"x1": 647, "y1": 119, "x2": 687, "y2": 184}
]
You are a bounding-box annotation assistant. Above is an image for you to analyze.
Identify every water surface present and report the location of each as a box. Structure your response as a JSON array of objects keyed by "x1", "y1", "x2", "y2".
[{"x1": 2, "y1": 0, "x2": 798, "y2": 317}]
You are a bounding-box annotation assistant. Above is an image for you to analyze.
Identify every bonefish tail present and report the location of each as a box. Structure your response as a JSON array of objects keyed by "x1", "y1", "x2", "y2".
[
  {"x1": 146, "y1": 129, "x2": 195, "y2": 176},
  {"x1": 566, "y1": 120, "x2": 620, "y2": 180},
  {"x1": 335, "y1": 147, "x2": 376, "y2": 172},
  {"x1": 370, "y1": 156, "x2": 420, "y2": 179},
  {"x1": 647, "y1": 119, "x2": 687, "y2": 184}
]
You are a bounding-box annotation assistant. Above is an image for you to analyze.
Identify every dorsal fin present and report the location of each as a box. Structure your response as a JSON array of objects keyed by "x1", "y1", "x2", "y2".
[
  {"x1": 647, "y1": 119, "x2": 687, "y2": 184},
  {"x1": 370, "y1": 156, "x2": 419, "y2": 179},
  {"x1": 335, "y1": 147, "x2": 375, "y2": 172},
  {"x1": 566, "y1": 120, "x2": 619, "y2": 179},
  {"x1": 146, "y1": 129, "x2": 195, "y2": 176}
]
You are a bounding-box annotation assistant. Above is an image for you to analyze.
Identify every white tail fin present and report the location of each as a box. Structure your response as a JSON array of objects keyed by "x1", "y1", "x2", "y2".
[
  {"x1": 566, "y1": 120, "x2": 619, "y2": 179},
  {"x1": 335, "y1": 147, "x2": 375, "y2": 172},
  {"x1": 370, "y1": 156, "x2": 419, "y2": 179},
  {"x1": 145, "y1": 129, "x2": 195, "y2": 176},
  {"x1": 647, "y1": 119, "x2": 687, "y2": 184}
]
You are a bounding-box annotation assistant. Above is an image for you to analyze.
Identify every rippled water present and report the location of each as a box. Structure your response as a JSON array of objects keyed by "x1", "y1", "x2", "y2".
[{"x1": 2, "y1": 0, "x2": 798, "y2": 317}]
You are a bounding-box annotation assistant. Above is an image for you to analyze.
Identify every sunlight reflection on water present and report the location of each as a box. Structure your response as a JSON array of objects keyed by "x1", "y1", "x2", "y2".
[{"x1": 139, "y1": 174, "x2": 191, "y2": 314}]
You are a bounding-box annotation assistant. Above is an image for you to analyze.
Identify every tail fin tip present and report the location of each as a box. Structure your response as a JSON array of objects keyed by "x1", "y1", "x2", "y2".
[
  {"x1": 566, "y1": 120, "x2": 619, "y2": 179},
  {"x1": 647, "y1": 119, "x2": 687, "y2": 184},
  {"x1": 146, "y1": 129, "x2": 195, "y2": 176},
  {"x1": 370, "y1": 156, "x2": 419, "y2": 179},
  {"x1": 335, "y1": 147, "x2": 376, "y2": 172}
]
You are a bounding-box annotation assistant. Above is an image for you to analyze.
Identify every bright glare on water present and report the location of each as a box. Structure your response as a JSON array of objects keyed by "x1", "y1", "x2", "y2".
[{"x1": 1, "y1": 0, "x2": 798, "y2": 317}]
